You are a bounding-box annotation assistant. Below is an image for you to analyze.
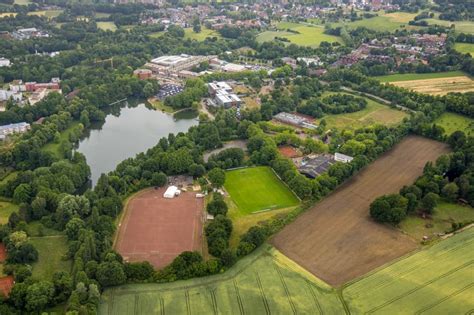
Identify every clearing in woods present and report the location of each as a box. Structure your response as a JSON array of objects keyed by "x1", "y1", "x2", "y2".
[
  {"x1": 224, "y1": 166, "x2": 300, "y2": 215},
  {"x1": 434, "y1": 112, "x2": 474, "y2": 136},
  {"x1": 114, "y1": 188, "x2": 203, "y2": 269},
  {"x1": 271, "y1": 136, "x2": 450, "y2": 286},
  {"x1": 99, "y1": 229, "x2": 474, "y2": 315}
]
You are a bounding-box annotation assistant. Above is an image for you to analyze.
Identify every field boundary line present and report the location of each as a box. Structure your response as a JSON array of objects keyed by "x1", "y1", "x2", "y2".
[
  {"x1": 209, "y1": 288, "x2": 218, "y2": 315},
  {"x1": 255, "y1": 272, "x2": 270, "y2": 315},
  {"x1": 270, "y1": 167, "x2": 302, "y2": 202},
  {"x1": 185, "y1": 288, "x2": 191, "y2": 315},
  {"x1": 274, "y1": 265, "x2": 296, "y2": 314},
  {"x1": 337, "y1": 290, "x2": 351, "y2": 315},
  {"x1": 366, "y1": 260, "x2": 473, "y2": 314},
  {"x1": 134, "y1": 294, "x2": 139, "y2": 315},
  {"x1": 415, "y1": 282, "x2": 474, "y2": 314},
  {"x1": 159, "y1": 297, "x2": 164, "y2": 315}
]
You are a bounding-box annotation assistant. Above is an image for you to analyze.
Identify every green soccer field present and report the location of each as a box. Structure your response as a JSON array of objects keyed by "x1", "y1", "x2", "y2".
[{"x1": 224, "y1": 166, "x2": 300, "y2": 214}]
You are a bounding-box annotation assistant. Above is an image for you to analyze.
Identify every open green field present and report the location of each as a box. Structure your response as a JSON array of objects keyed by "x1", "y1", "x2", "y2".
[
  {"x1": 42, "y1": 122, "x2": 80, "y2": 159},
  {"x1": 421, "y1": 18, "x2": 474, "y2": 34},
  {"x1": 0, "y1": 201, "x2": 18, "y2": 225},
  {"x1": 30, "y1": 235, "x2": 71, "y2": 280},
  {"x1": 400, "y1": 201, "x2": 474, "y2": 241},
  {"x1": 376, "y1": 70, "x2": 468, "y2": 82},
  {"x1": 434, "y1": 112, "x2": 474, "y2": 136},
  {"x1": 100, "y1": 244, "x2": 345, "y2": 315},
  {"x1": 149, "y1": 31, "x2": 165, "y2": 38},
  {"x1": 27, "y1": 10, "x2": 63, "y2": 19},
  {"x1": 257, "y1": 22, "x2": 341, "y2": 47},
  {"x1": 97, "y1": 21, "x2": 117, "y2": 31},
  {"x1": 101, "y1": 228, "x2": 474, "y2": 314},
  {"x1": 332, "y1": 11, "x2": 418, "y2": 33},
  {"x1": 343, "y1": 228, "x2": 474, "y2": 314},
  {"x1": 454, "y1": 43, "x2": 474, "y2": 57},
  {"x1": 184, "y1": 27, "x2": 221, "y2": 41},
  {"x1": 14, "y1": 0, "x2": 31, "y2": 4},
  {"x1": 224, "y1": 166, "x2": 300, "y2": 214},
  {"x1": 315, "y1": 93, "x2": 408, "y2": 130}
]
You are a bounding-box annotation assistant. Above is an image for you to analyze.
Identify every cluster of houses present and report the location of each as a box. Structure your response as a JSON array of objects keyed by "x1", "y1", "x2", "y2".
[
  {"x1": 11, "y1": 28, "x2": 50, "y2": 40},
  {"x1": 0, "y1": 78, "x2": 61, "y2": 107},
  {"x1": 0, "y1": 122, "x2": 30, "y2": 140}
]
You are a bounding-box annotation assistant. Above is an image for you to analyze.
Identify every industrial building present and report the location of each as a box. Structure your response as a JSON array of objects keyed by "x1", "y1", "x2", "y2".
[
  {"x1": 273, "y1": 112, "x2": 318, "y2": 129},
  {"x1": 144, "y1": 54, "x2": 216, "y2": 78},
  {"x1": 207, "y1": 81, "x2": 242, "y2": 108},
  {"x1": 0, "y1": 122, "x2": 30, "y2": 140}
]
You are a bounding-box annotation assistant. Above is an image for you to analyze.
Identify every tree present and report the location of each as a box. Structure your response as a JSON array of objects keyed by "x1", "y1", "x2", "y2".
[
  {"x1": 370, "y1": 194, "x2": 408, "y2": 224},
  {"x1": 441, "y1": 183, "x2": 459, "y2": 202},
  {"x1": 208, "y1": 168, "x2": 225, "y2": 188},
  {"x1": 13, "y1": 184, "x2": 32, "y2": 204},
  {"x1": 65, "y1": 217, "x2": 85, "y2": 240},
  {"x1": 143, "y1": 82, "x2": 155, "y2": 98},
  {"x1": 25, "y1": 281, "x2": 55, "y2": 312},
  {"x1": 96, "y1": 261, "x2": 126, "y2": 287},
  {"x1": 421, "y1": 192, "x2": 439, "y2": 214},
  {"x1": 206, "y1": 198, "x2": 228, "y2": 216}
]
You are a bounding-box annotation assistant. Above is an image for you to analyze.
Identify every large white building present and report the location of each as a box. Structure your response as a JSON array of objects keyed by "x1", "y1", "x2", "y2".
[
  {"x1": 0, "y1": 89, "x2": 22, "y2": 102},
  {"x1": 0, "y1": 57, "x2": 10, "y2": 67},
  {"x1": 207, "y1": 81, "x2": 242, "y2": 108},
  {"x1": 145, "y1": 54, "x2": 216, "y2": 77}
]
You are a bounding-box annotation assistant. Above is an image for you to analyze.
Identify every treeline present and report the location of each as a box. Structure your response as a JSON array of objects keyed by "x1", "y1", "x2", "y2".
[
  {"x1": 371, "y1": 130, "x2": 474, "y2": 225},
  {"x1": 297, "y1": 93, "x2": 367, "y2": 118}
]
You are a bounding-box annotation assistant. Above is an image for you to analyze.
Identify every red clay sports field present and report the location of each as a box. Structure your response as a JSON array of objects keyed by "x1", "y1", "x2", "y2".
[{"x1": 114, "y1": 188, "x2": 204, "y2": 269}]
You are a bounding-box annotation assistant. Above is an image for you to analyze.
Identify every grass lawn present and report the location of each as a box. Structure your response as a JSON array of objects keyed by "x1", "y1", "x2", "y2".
[
  {"x1": 184, "y1": 27, "x2": 221, "y2": 41},
  {"x1": 100, "y1": 244, "x2": 344, "y2": 315},
  {"x1": 0, "y1": 201, "x2": 18, "y2": 225},
  {"x1": 434, "y1": 112, "x2": 474, "y2": 136},
  {"x1": 147, "y1": 98, "x2": 175, "y2": 113},
  {"x1": 332, "y1": 12, "x2": 418, "y2": 33},
  {"x1": 42, "y1": 122, "x2": 80, "y2": 159},
  {"x1": 95, "y1": 12, "x2": 110, "y2": 19},
  {"x1": 224, "y1": 167, "x2": 299, "y2": 215},
  {"x1": 242, "y1": 96, "x2": 260, "y2": 110},
  {"x1": 399, "y1": 201, "x2": 474, "y2": 242},
  {"x1": 30, "y1": 236, "x2": 71, "y2": 280},
  {"x1": 27, "y1": 10, "x2": 63, "y2": 19},
  {"x1": 454, "y1": 43, "x2": 474, "y2": 57},
  {"x1": 97, "y1": 21, "x2": 117, "y2": 31},
  {"x1": 149, "y1": 31, "x2": 165, "y2": 38},
  {"x1": 14, "y1": 0, "x2": 31, "y2": 4},
  {"x1": 26, "y1": 221, "x2": 63, "y2": 237},
  {"x1": 376, "y1": 70, "x2": 467, "y2": 82},
  {"x1": 315, "y1": 93, "x2": 408, "y2": 130}
]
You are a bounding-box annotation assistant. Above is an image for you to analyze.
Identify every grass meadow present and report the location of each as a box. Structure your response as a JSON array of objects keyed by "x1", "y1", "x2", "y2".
[
  {"x1": 224, "y1": 166, "x2": 300, "y2": 214},
  {"x1": 257, "y1": 22, "x2": 341, "y2": 47},
  {"x1": 100, "y1": 228, "x2": 474, "y2": 314},
  {"x1": 184, "y1": 27, "x2": 221, "y2": 41},
  {"x1": 0, "y1": 201, "x2": 18, "y2": 225},
  {"x1": 27, "y1": 10, "x2": 63, "y2": 19},
  {"x1": 331, "y1": 11, "x2": 418, "y2": 32},
  {"x1": 454, "y1": 43, "x2": 474, "y2": 57},
  {"x1": 315, "y1": 93, "x2": 408, "y2": 130},
  {"x1": 97, "y1": 21, "x2": 117, "y2": 31},
  {"x1": 30, "y1": 235, "x2": 71, "y2": 280},
  {"x1": 421, "y1": 18, "x2": 474, "y2": 34},
  {"x1": 434, "y1": 112, "x2": 474, "y2": 136},
  {"x1": 42, "y1": 122, "x2": 80, "y2": 159}
]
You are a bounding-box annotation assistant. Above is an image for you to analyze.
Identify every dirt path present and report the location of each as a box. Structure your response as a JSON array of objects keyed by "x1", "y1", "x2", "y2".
[{"x1": 271, "y1": 136, "x2": 450, "y2": 286}]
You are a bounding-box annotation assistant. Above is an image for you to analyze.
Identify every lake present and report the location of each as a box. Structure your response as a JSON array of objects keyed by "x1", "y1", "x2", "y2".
[{"x1": 76, "y1": 101, "x2": 198, "y2": 186}]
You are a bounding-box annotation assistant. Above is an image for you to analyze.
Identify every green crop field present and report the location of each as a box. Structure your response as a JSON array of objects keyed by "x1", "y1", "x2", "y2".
[
  {"x1": 343, "y1": 228, "x2": 474, "y2": 314},
  {"x1": 0, "y1": 201, "x2": 18, "y2": 225},
  {"x1": 100, "y1": 245, "x2": 345, "y2": 315},
  {"x1": 30, "y1": 235, "x2": 71, "y2": 280},
  {"x1": 97, "y1": 21, "x2": 117, "y2": 31},
  {"x1": 375, "y1": 70, "x2": 468, "y2": 82},
  {"x1": 224, "y1": 166, "x2": 300, "y2": 214},
  {"x1": 454, "y1": 43, "x2": 474, "y2": 57},
  {"x1": 400, "y1": 201, "x2": 474, "y2": 241},
  {"x1": 315, "y1": 93, "x2": 408, "y2": 130},
  {"x1": 434, "y1": 112, "x2": 474, "y2": 136},
  {"x1": 331, "y1": 11, "x2": 419, "y2": 33},
  {"x1": 257, "y1": 22, "x2": 341, "y2": 47},
  {"x1": 184, "y1": 27, "x2": 221, "y2": 41},
  {"x1": 101, "y1": 229, "x2": 474, "y2": 314}
]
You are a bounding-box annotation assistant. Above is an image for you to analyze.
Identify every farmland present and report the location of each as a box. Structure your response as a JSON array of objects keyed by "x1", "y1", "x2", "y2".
[
  {"x1": 271, "y1": 136, "x2": 450, "y2": 286},
  {"x1": 376, "y1": 70, "x2": 467, "y2": 82},
  {"x1": 100, "y1": 228, "x2": 474, "y2": 314},
  {"x1": 257, "y1": 22, "x2": 341, "y2": 47},
  {"x1": 224, "y1": 166, "x2": 300, "y2": 215},
  {"x1": 434, "y1": 112, "x2": 474, "y2": 136},
  {"x1": 380, "y1": 73, "x2": 474, "y2": 96},
  {"x1": 331, "y1": 11, "x2": 418, "y2": 32},
  {"x1": 114, "y1": 188, "x2": 203, "y2": 269},
  {"x1": 99, "y1": 244, "x2": 345, "y2": 315},
  {"x1": 454, "y1": 43, "x2": 474, "y2": 57},
  {"x1": 343, "y1": 228, "x2": 474, "y2": 314},
  {"x1": 30, "y1": 235, "x2": 71, "y2": 280},
  {"x1": 421, "y1": 18, "x2": 474, "y2": 34},
  {"x1": 315, "y1": 94, "x2": 408, "y2": 130}
]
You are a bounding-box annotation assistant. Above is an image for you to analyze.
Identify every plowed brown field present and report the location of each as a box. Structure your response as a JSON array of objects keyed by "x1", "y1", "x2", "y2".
[{"x1": 271, "y1": 136, "x2": 450, "y2": 286}]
